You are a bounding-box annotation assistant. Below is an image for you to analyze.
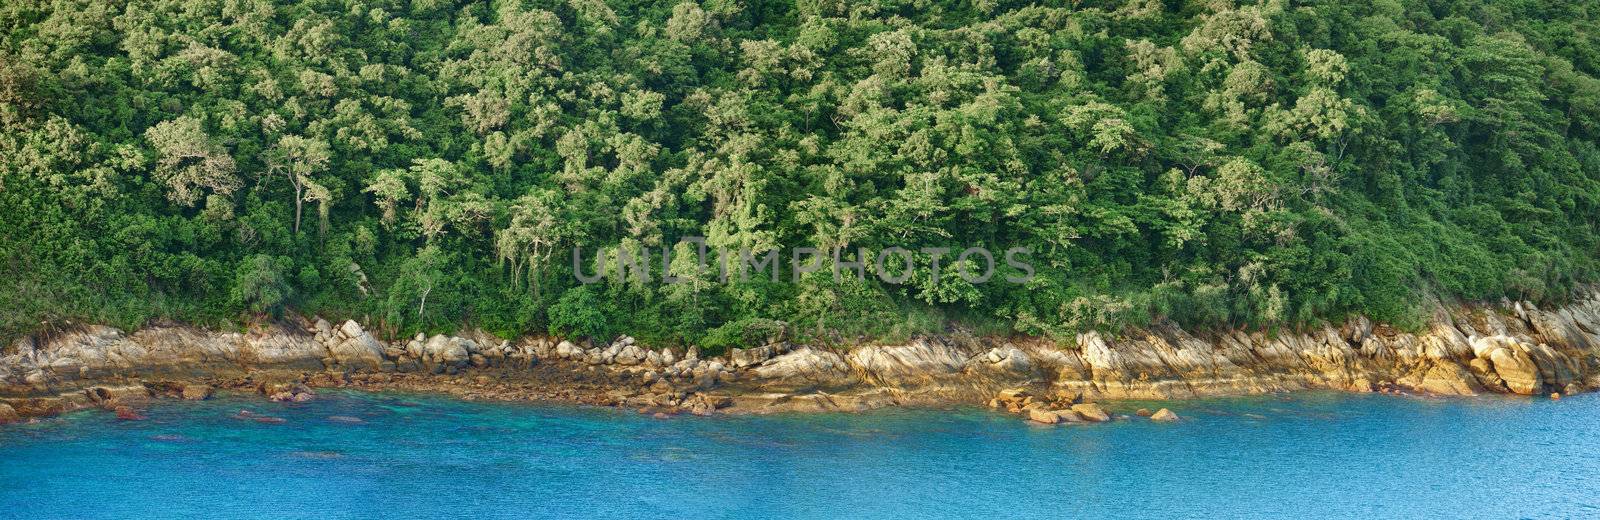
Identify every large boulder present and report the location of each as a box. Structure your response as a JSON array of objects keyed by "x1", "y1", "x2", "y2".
[
  {"x1": 555, "y1": 341, "x2": 583, "y2": 359},
  {"x1": 615, "y1": 345, "x2": 648, "y2": 365},
  {"x1": 325, "y1": 321, "x2": 385, "y2": 371},
  {"x1": 1411, "y1": 362, "x2": 1482, "y2": 395},
  {"x1": 1150, "y1": 408, "x2": 1180, "y2": 422},
  {"x1": 418, "y1": 335, "x2": 474, "y2": 372},
  {"x1": 1486, "y1": 343, "x2": 1542, "y2": 395},
  {"x1": 1028, "y1": 408, "x2": 1061, "y2": 424},
  {"x1": 1069, "y1": 403, "x2": 1111, "y2": 422}
]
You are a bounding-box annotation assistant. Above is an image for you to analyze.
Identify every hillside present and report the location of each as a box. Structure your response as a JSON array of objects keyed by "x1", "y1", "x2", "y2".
[{"x1": 2, "y1": 0, "x2": 1598, "y2": 347}]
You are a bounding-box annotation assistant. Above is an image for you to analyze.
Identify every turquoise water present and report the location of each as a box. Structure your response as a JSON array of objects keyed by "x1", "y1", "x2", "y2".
[{"x1": 2, "y1": 391, "x2": 1597, "y2": 519}]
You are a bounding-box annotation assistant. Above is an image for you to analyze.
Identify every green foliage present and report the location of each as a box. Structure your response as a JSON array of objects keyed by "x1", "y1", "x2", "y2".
[
  {"x1": 547, "y1": 286, "x2": 610, "y2": 342},
  {"x1": 2, "y1": 0, "x2": 1598, "y2": 344},
  {"x1": 232, "y1": 255, "x2": 293, "y2": 318},
  {"x1": 701, "y1": 317, "x2": 787, "y2": 357}
]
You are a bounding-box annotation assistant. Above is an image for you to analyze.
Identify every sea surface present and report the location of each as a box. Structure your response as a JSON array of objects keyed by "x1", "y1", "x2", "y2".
[{"x1": 1, "y1": 390, "x2": 1596, "y2": 519}]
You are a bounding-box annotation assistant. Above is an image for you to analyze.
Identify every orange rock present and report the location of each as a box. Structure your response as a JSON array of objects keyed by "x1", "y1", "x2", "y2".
[{"x1": 114, "y1": 406, "x2": 145, "y2": 421}]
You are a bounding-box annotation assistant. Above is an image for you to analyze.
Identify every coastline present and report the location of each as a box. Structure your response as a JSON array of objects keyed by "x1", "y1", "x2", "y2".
[{"x1": 3, "y1": 289, "x2": 1597, "y2": 424}]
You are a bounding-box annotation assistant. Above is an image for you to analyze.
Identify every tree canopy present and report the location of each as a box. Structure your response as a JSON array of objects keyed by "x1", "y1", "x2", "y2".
[{"x1": 2, "y1": 0, "x2": 1598, "y2": 348}]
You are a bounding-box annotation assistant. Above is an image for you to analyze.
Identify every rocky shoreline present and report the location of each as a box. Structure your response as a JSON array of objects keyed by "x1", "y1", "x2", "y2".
[{"x1": 3, "y1": 289, "x2": 1598, "y2": 424}]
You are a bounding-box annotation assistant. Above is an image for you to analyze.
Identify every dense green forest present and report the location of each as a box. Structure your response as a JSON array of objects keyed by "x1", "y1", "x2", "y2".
[{"x1": 3, "y1": 0, "x2": 1598, "y2": 348}]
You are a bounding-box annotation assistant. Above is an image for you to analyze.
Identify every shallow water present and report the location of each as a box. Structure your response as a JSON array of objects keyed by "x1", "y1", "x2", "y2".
[{"x1": 1, "y1": 390, "x2": 1596, "y2": 519}]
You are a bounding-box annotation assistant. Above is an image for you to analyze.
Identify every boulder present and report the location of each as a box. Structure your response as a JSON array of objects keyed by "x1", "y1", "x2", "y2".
[
  {"x1": 1487, "y1": 345, "x2": 1542, "y2": 395},
  {"x1": 1028, "y1": 408, "x2": 1061, "y2": 424},
  {"x1": 1149, "y1": 408, "x2": 1179, "y2": 422},
  {"x1": 181, "y1": 384, "x2": 214, "y2": 401},
  {"x1": 616, "y1": 345, "x2": 647, "y2": 365},
  {"x1": 326, "y1": 331, "x2": 386, "y2": 372},
  {"x1": 731, "y1": 343, "x2": 791, "y2": 369},
  {"x1": 0, "y1": 403, "x2": 19, "y2": 423},
  {"x1": 114, "y1": 406, "x2": 145, "y2": 420},
  {"x1": 1412, "y1": 362, "x2": 1481, "y2": 395},
  {"x1": 1070, "y1": 403, "x2": 1111, "y2": 422},
  {"x1": 992, "y1": 388, "x2": 1034, "y2": 413},
  {"x1": 555, "y1": 341, "x2": 582, "y2": 359},
  {"x1": 339, "y1": 320, "x2": 365, "y2": 339}
]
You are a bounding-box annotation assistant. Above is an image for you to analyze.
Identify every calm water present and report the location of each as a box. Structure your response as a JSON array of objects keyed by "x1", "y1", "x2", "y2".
[{"x1": 1, "y1": 390, "x2": 1596, "y2": 519}]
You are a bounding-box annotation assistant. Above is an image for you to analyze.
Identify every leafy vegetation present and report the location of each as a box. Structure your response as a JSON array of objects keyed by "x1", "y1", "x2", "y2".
[{"x1": 2, "y1": 0, "x2": 1598, "y2": 345}]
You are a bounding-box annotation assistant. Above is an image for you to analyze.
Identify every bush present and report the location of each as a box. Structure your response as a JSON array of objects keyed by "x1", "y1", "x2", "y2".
[
  {"x1": 547, "y1": 286, "x2": 610, "y2": 342},
  {"x1": 231, "y1": 255, "x2": 293, "y2": 318}
]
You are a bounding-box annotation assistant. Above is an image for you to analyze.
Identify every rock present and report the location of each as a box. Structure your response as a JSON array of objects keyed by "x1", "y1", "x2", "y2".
[
  {"x1": 751, "y1": 348, "x2": 850, "y2": 385},
  {"x1": 992, "y1": 387, "x2": 1035, "y2": 413},
  {"x1": 1070, "y1": 403, "x2": 1111, "y2": 422},
  {"x1": 847, "y1": 339, "x2": 969, "y2": 383},
  {"x1": 1028, "y1": 408, "x2": 1061, "y2": 424},
  {"x1": 114, "y1": 406, "x2": 145, "y2": 420},
  {"x1": 0, "y1": 403, "x2": 19, "y2": 423},
  {"x1": 89, "y1": 385, "x2": 152, "y2": 406},
  {"x1": 181, "y1": 384, "x2": 213, "y2": 401},
  {"x1": 731, "y1": 343, "x2": 791, "y2": 369},
  {"x1": 616, "y1": 345, "x2": 647, "y2": 365},
  {"x1": 1551, "y1": 393, "x2": 1561, "y2": 400},
  {"x1": 1149, "y1": 408, "x2": 1179, "y2": 422},
  {"x1": 556, "y1": 341, "x2": 581, "y2": 359},
  {"x1": 998, "y1": 387, "x2": 1031, "y2": 400},
  {"x1": 1412, "y1": 362, "x2": 1482, "y2": 396},
  {"x1": 974, "y1": 345, "x2": 1032, "y2": 374},
  {"x1": 1487, "y1": 345, "x2": 1543, "y2": 395},
  {"x1": 1135, "y1": 408, "x2": 1153, "y2": 417},
  {"x1": 326, "y1": 324, "x2": 387, "y2": 371},
  {"x1": 339, "y1": 320, "x2": 365, "y2": 339}
]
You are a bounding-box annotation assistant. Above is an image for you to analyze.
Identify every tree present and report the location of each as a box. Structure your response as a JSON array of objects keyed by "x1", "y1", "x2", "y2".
[
  {"x1": 388, "y1": 245, "x2": 446, "y2": 325},
  {"x1": 144, "y1": 116, "x2": 239, "y2": 207},
  {"x1": 232, "y1": 255, "x2": 293, "y2": 318},
  {"x1": 496, "y1": 189, "x2": 572, "y2": 297},
  {"x1": 264, "y1": 135, "x2": 333, "y2": 235}
]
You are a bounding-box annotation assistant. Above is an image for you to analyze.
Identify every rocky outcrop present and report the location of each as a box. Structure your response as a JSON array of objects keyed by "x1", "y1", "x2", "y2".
[
  {"x1": 2, "y1": 289, "x2": 1598, "y2": 421},
  {"x1": 318, "y1": 320, "x2": 387, "y2": 372}
]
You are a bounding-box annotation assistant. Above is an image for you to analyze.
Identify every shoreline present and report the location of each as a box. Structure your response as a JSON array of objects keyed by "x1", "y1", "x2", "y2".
[{"x1": 3, "y1": 289, "x2": 1597, "y2": 424}]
